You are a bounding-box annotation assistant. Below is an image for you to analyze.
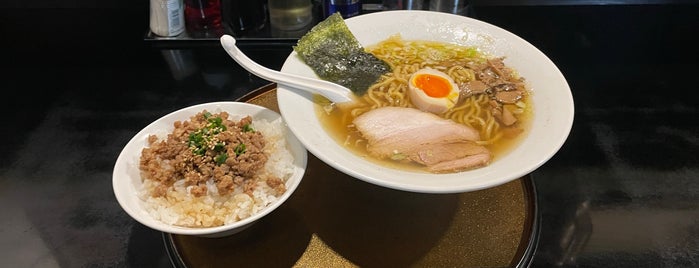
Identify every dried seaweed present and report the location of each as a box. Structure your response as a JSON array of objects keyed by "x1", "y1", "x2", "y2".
[{"x1": 293, "y1": 13, "x2": 391, "y2": 96}]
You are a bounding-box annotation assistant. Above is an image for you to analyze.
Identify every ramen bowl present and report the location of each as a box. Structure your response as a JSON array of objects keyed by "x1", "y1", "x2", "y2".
[
  {"x1": 277, "y1": 10, "x2": 573, "y2": 193},
  {"x1": 113, "y1": 102, "x2": 307, "y2": 237}
]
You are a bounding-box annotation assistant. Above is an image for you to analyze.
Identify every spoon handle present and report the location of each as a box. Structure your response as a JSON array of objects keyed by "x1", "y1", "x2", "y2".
[{"x1": 220, "y1": 35, "x2": 355, "y2": 103}]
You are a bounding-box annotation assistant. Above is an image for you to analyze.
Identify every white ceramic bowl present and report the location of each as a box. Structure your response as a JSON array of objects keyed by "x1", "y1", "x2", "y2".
[
  {"x1": 112, "y1": 102, "x2": 307, "y2": 237},
  {"x1": 277, "y1": 10, "x2": 574, "y2": 193}
]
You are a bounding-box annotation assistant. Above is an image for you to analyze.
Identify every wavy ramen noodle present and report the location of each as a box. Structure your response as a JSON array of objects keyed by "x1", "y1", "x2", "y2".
[{"x1": 316, "y1": 35, "x2": 533, "y2": 172}]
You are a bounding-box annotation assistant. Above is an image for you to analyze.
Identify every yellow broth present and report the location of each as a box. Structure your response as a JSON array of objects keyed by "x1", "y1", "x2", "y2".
[
  {"x1": 313, "y1": 38, "x2": 534, "y2": 173},
  {"x1": 314, "y1": 96, "x2": 533, "y2": 173}
]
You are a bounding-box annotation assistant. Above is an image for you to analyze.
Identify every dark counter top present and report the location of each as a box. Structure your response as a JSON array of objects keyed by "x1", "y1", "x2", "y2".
[{"x1": 2, "y1": 3, "x2": 698, "y2": 267}]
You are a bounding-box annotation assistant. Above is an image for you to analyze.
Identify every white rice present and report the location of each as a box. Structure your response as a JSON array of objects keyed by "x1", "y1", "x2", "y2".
[{"x1": 138, "y1": 116, "x2": 295, "y2": 228}]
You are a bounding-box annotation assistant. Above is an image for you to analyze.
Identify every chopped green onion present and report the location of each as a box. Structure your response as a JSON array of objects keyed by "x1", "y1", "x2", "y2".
[
  {"x1": 214, "y1": 142, "x2": 225, "y2": 152},
  {"x1": 193, "y1": 147, "x2": 206, "y2": 156},
  {"x1": 234, "y1": 143, "x2": 246, "y2": 156},
  {"x1": 187, "y1": 114, "x2": 230, "y2": 156},
  {"x1": 208, "y1": 116, "x2": 222, "y2": 125},
  {"x1": 242, "y1": 124, "x2": 254, "y2": 133},
  {"x1": 214, "y1": 153, "x2": 228, "y2": 165}
]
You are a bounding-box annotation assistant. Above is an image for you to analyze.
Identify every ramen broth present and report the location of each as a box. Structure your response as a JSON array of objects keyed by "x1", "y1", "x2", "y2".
[{"x1": 314, "y1": 36, "x2": 533, "y2": 173}]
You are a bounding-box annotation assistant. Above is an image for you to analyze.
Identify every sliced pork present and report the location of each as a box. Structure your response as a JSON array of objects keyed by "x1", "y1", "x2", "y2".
[{"x1": 353, "y1": 107, "x2": 491, "y2": 172}]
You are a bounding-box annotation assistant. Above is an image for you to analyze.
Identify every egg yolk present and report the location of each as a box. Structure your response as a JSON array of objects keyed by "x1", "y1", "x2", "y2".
[{"x1": 413, "y1": 74, "x2": 452, "y2": 98}]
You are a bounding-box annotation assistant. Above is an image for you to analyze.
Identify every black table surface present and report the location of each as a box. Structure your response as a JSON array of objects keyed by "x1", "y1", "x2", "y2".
[{"x1": 2, "y1": 3, "x2": 698, "y2": 267}]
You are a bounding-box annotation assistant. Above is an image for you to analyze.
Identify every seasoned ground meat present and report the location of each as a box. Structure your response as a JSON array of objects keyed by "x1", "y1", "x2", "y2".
[
  {"x1": 139, "y1": 111, "x2": 269, "y2": 197},
  {"x1": 265, "y1": 176, "x2": 286, "y2": 195}
]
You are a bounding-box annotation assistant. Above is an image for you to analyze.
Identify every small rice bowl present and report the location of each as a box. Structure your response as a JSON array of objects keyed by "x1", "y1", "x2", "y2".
[{"x1": 113, "y1": 102, "x2": 306, "y2": 237}]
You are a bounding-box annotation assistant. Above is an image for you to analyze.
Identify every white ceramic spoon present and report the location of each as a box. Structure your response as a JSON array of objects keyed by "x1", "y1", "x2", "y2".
[{"x1": 220, "y1": 35, "x2": 356, "y2": 103}]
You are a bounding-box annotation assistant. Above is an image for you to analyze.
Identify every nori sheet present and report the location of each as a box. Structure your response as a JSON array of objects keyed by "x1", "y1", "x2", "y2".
[{"x1": 293, "y1": 13, "x2": 391, "y2": 96}]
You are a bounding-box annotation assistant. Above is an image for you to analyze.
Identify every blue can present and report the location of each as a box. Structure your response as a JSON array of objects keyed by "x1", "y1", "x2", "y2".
[{"x1": 324, "y1": 0, "x2": 361, "y2": 18}]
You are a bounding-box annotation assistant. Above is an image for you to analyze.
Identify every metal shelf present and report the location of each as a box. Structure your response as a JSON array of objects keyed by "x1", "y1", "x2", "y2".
[{"x1": 144, "y1": 3, "x2": 385, "y2": 49}]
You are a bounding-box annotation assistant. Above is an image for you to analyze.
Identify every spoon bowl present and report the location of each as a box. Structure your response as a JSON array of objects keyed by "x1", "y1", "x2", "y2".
[{"x1": 220, "y1": 35, "x2": 356, "y2": 104}]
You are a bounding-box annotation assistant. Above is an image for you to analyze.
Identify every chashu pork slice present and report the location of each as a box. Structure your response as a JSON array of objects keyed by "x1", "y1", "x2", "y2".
[{"x1": 353, "y1": 107, "x2": 491, "y2": 172}]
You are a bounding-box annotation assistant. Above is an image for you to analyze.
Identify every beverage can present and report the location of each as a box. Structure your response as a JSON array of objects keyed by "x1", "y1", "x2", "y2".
[
  {"x1": 324, "y1": 0, "x2": 361, "y2": 18},
  {"x1": 150, "y1": 0, "x2": 186, "y2": 37}
]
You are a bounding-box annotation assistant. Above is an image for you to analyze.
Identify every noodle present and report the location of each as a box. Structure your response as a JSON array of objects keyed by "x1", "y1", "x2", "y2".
[{"x1": 315, "y1": 35, "x2": 531, "y2": 170}]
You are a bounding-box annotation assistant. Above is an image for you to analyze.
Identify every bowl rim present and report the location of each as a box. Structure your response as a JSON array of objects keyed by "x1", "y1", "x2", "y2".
[
  {"x1": 112, "y1": 101, "x2": 307, "y2": 235},
  {"x1": 276, "y1": 10, "x2": 574, "y2": 193}
]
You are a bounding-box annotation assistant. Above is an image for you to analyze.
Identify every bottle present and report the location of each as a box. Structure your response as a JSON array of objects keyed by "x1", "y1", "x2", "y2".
[
  {"x1": 323, "y1": 0, "x2": 361, "y2": 19},
  {"x1": 382, "y1": 0, "x2": 424, "y2": 10},
  {"x1": 150, "y1": 0, "x2": 186, "y2": 37},
  {"x1": 268, "y1": 0, "x2": 313, "y2": 31},
  {"x1": 429, "y1": 0, "x2": 468, "y2": 15},
  {"x1": 184, "y1": 0, "x2": 223, "y2": 35},
  {"x1": 221, "y1": 0, "x2": 267, "y2": 36}
]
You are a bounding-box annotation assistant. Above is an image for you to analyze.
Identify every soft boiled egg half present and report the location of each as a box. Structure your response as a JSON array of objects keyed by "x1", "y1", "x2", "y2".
[{"x1": 407, "y1": 68, "x2": 460, "y2": 114}]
